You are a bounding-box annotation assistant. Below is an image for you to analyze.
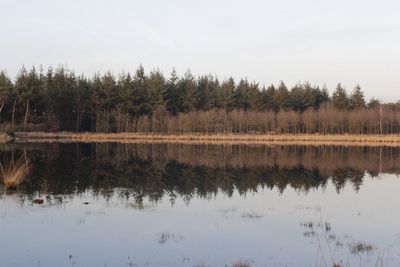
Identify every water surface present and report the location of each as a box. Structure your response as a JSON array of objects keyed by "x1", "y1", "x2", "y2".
[{"x1": 1, "y1": 143, "x2": 399, "y2": 267}]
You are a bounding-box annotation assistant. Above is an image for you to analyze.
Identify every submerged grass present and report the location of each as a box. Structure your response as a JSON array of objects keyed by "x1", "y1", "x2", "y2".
[
  {"x1": 241, "y1": 212, "x2": 263, "y2": 219},
  {"x1": 232, "y1": 260, "x2": 252, "y2": 267},
  {"x1": 0, "y1": 156, "x2": 31, "y2": 190},
  {"x1": 349, "y1": 241, "x2": 375, "y2": 255}
]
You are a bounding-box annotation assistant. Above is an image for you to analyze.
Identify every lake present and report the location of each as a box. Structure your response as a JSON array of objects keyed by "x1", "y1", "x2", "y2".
[{"x1": 1, "y1": 143, "x2": 400, "y2": 267}]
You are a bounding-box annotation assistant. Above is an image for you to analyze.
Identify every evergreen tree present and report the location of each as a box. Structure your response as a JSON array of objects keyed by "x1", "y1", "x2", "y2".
[
  {"x1": 74, "y1": 76, "x2": 93, "y2": 131},
  {"x1": 208, "y1": 77, "x2": 221, "y2": 109},
  {"x1": 14, "y1": 66, "x2": 47, "y2": 127},
  {"x1": 220, "y1": 78, "x2": 235, "y2": 112},
  {"x1": 0, "y1": 64, "x2": 394, "y2": 134},
  {"x1": 48, "y1": 66, "x2": 77, "y2": 130},
  {"x1": 180, "y1": 69, "x2": 196, "y2": 112},
  {"x1": 195, "y1": 75, "x2": 211, "y2": 110},
  {"x1": 318, "y1": 84, "x2": 330, "y2": 106},
  {"x1": 260, "y1": 85, "x2": 276, "y2": 111},
  {"x1": 349, "y1": 84, "x2": 366, "y2": 109},
  {"x1": 0, "y1": 71, "x2": 14, "y2": 122},
  {"x1": 332, "y1": 83, "x2": 349, "y2": 110},
  {"x1": 118, "y1": 72, "x2": 135, "y2": 116},
  {"x1": 147, "y1": 69, "x2": 166, "y2": 113},
  {"x1": 132, "y1": 65, "x2": 151, "y2": 116},
  {"x1": 234, "y1": 79, "x2": 250, "y2": 110},
  {"x1": 273, "y1": 81, "x2": 291, "y2": 111},
  {"x1": 290, "y1": 84, "x2": 307, "y2": 112},
  {"x1": 165, "y1": 69, "x2": 180, "y2": 115},
  {"x1": 367, "y1": 98, "x2": 380, "y2": 109}
]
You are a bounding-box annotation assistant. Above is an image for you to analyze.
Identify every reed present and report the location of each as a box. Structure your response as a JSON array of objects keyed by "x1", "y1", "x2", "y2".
[
  {"x1": 0, "y1": 156, "x2": 31, "y2": 190},
  {"x1": 232, "y1": 260, "x2": 251, "y2": 267}
]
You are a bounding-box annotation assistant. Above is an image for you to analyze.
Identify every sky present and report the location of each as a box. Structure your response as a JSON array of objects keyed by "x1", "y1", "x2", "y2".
[{"x1": 1, "y1": 0, "x2": 400, "y2": 102}]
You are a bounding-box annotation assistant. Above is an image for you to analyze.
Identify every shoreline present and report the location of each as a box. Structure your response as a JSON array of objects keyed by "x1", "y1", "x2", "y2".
[{"x1": 6, "y1": 132, "x2": 400, "y2": 146}]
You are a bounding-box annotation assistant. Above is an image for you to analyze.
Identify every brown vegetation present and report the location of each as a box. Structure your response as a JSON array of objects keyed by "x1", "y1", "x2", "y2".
[
  {"x1": 232, "y1": 260, "x2": 251, "y2": 267},
  {"x1": 0, "y1": 156, "x2": 30, "y2": 189},
  {"x1": 12, "y1": 131, "x2": 400, "y2": 146},
  {"x1": 81, "y1": 106, "x2": 400, "y2": 135}
]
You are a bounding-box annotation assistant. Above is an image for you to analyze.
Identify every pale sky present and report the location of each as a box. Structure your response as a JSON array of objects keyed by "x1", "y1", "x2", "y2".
[{"x1": 1, "y1": 0, "x2": 400, "y2": 102}]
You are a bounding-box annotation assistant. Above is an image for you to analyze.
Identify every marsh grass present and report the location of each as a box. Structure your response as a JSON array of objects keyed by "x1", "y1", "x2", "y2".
[
  {"x1": 156, "y1": 231, "x2": 184, "y2": 245},
  {"x1": 0, "y1": 156, "x2": 31, "y2": 190},
  {"x1": 349, "y1": 241, "x2": 375, "y2": 255},
  {"x1": 241, "y1": 212, "x2": 263, "y2": 219},
  {"x1": 232, "y1": 260, "x2": 251, "y2": 267}
]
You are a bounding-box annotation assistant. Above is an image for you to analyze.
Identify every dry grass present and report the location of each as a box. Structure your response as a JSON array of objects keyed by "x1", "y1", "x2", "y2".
[
  {"x1": 12, "y1": 132, "x2": 400, "y2": 146},
  {"x1": 232, "y1": 260, "x2": 251, "y2": 267},
  {"x1": 241, "y1": 212, "x2": 263, "y2": 219},
  {"x1": 349, "y1": 241, "x2": 375, "y2": 255},
  {"x1": 0, "y1": 156, "x2": 31, "y2": 190}
]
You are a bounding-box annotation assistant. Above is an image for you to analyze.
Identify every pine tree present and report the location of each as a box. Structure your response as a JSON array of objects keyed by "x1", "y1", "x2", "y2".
[
  {"x1": 273, "y1": 81, "x2": 291, "y2": 111},
  {"x1": 332, "y1": 83, "x2": 349, "y2": 110},
  {"x1": 248, "y1": 82, "x2": 262, "y2": 111},
  {"x1": 207, "y1": 76, "x2": 221, "y2": 109},
  {"x1": 74, "y1": 76, "x2": 93, "y2": 132},
  {"x1": 180, "y1": 69, "x2": 196, "y2": 112},
  {"x1": 48, "y1": 66, "x2": 77, "y2": 130},
  {"x1": 195, "y1": 75, "x2": 211, "y2": 110},
  {"x1": 118, "y1": 72, "x2": 135, "y2": 116},
  {"x1": 290, "y1": 84, "x2": 307, "y2": 112},
  {"x1": 318, "y1": 84, "x2": 330, "y2": 106},
  {"x1": 220, "y1": 78, "x2": 235, "y2": 112},
  {"x1": 260, "y1": 85, "x2": 276, "y2": 111},
  {"x1": 233, "y1": 79, "x2": 248, "y2": 110},
  {"x1": 165, "y1": 69, "x2": 180, "y2": 115},
  {"x1": 367, "y1": 98, "x2": 380, "y2": 109},
  {"x1": 132, "y1": 65, "x2": 151, "y2": 116},
  {"x1": 147, "y1": 69, "x2": 166, "y2": 113},
  {"x1": 0, "y1": 71, "x2": 14, "y2": 122},
  {"x1": 14, "y1": 66, "x2": 47, "y2": 128},
  {"x1": 349, "y1": 84, "x2": 366, "y2": 109}
]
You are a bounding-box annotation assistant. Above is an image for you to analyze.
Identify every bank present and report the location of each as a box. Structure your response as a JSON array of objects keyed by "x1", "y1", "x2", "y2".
[{"x1": 6, "y1": 132, "x2": 400, "y2": 146}]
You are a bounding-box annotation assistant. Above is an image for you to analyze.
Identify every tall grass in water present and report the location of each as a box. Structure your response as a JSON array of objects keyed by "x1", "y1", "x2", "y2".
[
  {"x1": 232, "y1": 260, "x2": 251, "y2": 267},
  {"x1": 0, "y1": 156, "x2": 30, "y2": 190}
]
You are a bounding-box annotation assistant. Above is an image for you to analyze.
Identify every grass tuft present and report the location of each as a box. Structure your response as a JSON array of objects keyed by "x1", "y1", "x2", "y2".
[
  {"x1": 0, "y1": 156, "x2": 31, "y2": 190},
  {"x1": 232, "y1": 260, "x2": 251, "y2": 267}
]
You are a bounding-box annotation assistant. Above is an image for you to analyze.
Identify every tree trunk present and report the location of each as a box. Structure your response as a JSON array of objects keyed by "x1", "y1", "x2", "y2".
[
  {"x1": 106, "y1": 110, "x2": 109, "y2": 133},
  {"x1": 75, "y1": 101, "x2": 81, "y2": 132},
  {"x1": 75, "y1": 112, "x2": 81, "y2": 132},
  {"x1": 11, "y1": 99, "x2": 16, "y2": 128},
  {"x1": 379, "y1": 104, "x2": 383, "y2": 135},
  {"x1": 24, "y1": 99, "x2": 30, "y2": 130},
  {"x1": 125, "y1": 116, "x2": 129, "y2": 132},
  {"x1": 0, "y1": 102, "x2": 4, "y2": 122}
]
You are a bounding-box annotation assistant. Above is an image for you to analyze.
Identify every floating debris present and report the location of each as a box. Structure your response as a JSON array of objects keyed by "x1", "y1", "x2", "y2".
[{"x1": 33, "y1": 199, "x2": 44, "y2": 204}]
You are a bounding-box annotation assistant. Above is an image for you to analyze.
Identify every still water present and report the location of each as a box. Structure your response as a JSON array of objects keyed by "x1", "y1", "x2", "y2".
[{"x1": 0, "y1": 143, "x2": 400, "y2": 267}]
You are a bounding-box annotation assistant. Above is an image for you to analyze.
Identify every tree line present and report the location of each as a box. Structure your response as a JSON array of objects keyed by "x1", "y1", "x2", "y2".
[{"x1": 0, "y1": 65, "x2": 398, "y2": 134}]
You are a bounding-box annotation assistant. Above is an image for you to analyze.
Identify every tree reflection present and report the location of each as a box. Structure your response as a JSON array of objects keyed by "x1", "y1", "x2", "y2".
[{"x1": 1, "y1": 143, "x2": 399, "y2": 203}]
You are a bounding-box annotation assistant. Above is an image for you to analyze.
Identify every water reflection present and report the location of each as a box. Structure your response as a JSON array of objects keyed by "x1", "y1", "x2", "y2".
[
  {"x1": 0, "y1": 143, "x2": 398, "y2": 201},
  {"x1": 1, "y1": 143, "x2": 400, "y2": 266}
]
